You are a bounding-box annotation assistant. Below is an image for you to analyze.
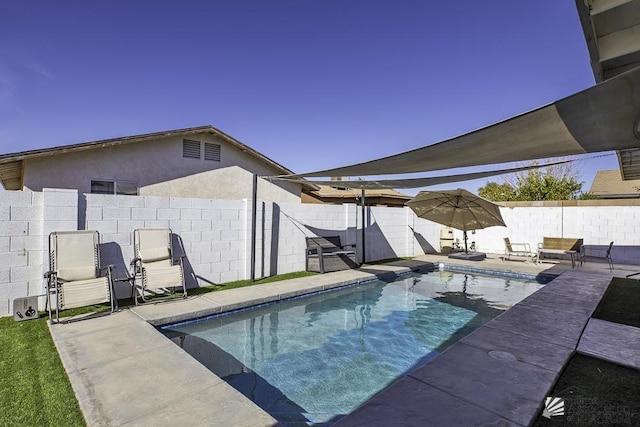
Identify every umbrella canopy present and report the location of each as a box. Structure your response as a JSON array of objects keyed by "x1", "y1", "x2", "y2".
[{"x1": 406, "y1": 189, "x2": 506, "y2": 252}]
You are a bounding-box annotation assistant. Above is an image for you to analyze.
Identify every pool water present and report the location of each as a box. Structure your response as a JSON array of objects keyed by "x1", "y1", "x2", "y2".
[{"x1": 161, "y1": 270, "x2": 545, "y2": 425}]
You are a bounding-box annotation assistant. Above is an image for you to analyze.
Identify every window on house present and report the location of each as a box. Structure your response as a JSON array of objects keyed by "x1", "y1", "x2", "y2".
[
  {"x1": 91, "y1": 180, "x2": 139, "y2": 195},
  {"x1": 183, "y1": 139, "x2": 201, "y2": 159},
  {"x1": 204, "y1": 142, "x2": 221, "y2": 161}
]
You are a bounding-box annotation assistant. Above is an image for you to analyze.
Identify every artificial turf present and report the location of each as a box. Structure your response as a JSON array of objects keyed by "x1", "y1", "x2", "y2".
[
  {"x1": 533, "y1": 354, "x2": 640, "y2": 426},
  {"x1": 0, "y1": 315, "x2": 86, "y2": 427},
  {"x1": 592, "y1": 277, "x2": 640, "y2": 328}
]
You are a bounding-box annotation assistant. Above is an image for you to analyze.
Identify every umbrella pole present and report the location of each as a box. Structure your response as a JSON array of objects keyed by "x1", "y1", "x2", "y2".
[{"x1": 463, "y1": 230, "x2": 468, "y2": 253}]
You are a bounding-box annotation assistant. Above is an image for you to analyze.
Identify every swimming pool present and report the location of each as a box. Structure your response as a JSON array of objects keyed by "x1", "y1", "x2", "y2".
[{"x1": 161, "y1": 270, "x2": 546, "y2": 425}]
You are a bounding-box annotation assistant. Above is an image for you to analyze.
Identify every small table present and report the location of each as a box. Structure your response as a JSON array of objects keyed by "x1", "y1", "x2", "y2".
[{"x1": 537, "y1": 249, "x2": 577, "y2": 268}]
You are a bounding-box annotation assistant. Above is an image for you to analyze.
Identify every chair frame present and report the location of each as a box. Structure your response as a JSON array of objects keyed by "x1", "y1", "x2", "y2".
[
  {"x1": 130, "y1": 228, "x2": 187, "y2": 305},
  {"x1": 305, "y1": 236, "x2": 358, "y2": 273},
  {"x1": 503, "y1": 237, "x2": 535, "y2": 262},
  {"x1": 45, "y1": 230, "x2": 116, "y2": 324},
  {"x1": 580, "y1": 241, "x2": 614, "y2": 271}
]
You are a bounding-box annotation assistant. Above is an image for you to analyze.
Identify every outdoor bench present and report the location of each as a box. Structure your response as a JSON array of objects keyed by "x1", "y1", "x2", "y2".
[
  {"x1": 537, "y1": 237, "x2": 583, "y2": 268},
  {"x1": 305, "y1": 236, "x2": 358, "y2": 273}
]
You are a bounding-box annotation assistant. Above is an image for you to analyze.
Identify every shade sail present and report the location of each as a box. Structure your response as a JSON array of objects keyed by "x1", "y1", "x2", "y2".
[
  {"x1": 289, "y1": 66, "x2": 640, "y2": 178},
  {"x1": 273, "y1": 159, "x2": 572, "y2": 189}
]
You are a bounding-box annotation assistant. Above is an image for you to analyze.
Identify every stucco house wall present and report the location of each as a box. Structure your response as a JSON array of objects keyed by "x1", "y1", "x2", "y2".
[{"x1": 20, "y1": 131, "x2": 301, "y2": 202}]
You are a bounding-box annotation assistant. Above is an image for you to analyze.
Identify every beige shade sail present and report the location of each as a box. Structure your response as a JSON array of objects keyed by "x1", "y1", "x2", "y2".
[{"x1": 287, "y1": 66, "x2": 640, "y2": 178}]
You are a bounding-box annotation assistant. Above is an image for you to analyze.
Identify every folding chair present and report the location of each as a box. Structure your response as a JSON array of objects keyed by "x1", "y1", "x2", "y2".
[
  {"x1": 131, "y1": 228, "x2": 186, "y2": 304},
  {"x1": 580, "y1": 241, "x2": 614, "y2": 271},
  {"x1": 46, "y1": 230, "x2": 116, "y2": 323}
]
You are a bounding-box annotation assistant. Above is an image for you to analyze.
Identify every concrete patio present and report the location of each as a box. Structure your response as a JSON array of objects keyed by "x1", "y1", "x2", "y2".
[{"x1": 48, "y1": 254, "x2": 639, "y2": 426}]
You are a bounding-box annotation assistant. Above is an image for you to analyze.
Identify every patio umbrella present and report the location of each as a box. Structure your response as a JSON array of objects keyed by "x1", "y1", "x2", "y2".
[{"x1": 406, "y1": 189, "x2": 506, "y2": 252}]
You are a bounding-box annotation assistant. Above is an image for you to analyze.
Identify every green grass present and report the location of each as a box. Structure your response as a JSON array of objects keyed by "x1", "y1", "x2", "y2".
[
  {"x1": 0, "y1": 315, "x2": 86, "y2": 427},
  {"x1": 189, "y1": 270, "x2": 317, "y2": 296},
  {"x1": 0, "y1": 270, "x2": 317, "y2": 425}
]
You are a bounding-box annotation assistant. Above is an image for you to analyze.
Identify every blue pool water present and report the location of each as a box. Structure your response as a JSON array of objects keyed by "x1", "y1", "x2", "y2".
[{"x1": 161, "y1": 270, "x2": 546, "y2": 425}]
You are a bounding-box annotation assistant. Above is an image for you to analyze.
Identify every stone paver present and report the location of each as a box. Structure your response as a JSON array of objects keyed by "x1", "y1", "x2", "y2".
[
  {"x1": 460, "y1": 325, "x2": 574, "y2": 373},
  {"x1": 577, "y1": 318, "x2": 640, "y2": 370},
  {"x1": 337, "y1": 376, "x2": 518, "y2": 427},
  {"x1": 484, "y1": 304, "x2": 589, "y2": 349},
  {"x1": 407, "y1": 342, "x2": 558, "y2": 426}
]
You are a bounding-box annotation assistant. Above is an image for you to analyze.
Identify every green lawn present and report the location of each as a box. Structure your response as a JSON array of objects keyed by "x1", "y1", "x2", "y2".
[
  {"x1": 0, "y1": 315, "x2": 85, "y2": 427},
  {"x1": 0, "y1": 270, "x2": 316, "y2": 426}
]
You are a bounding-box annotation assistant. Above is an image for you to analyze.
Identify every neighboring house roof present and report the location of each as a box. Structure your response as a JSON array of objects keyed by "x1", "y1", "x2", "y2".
[
  {"x1": 0, "y1": 125, "x2": 317, "y2": 191},
  {"x1": 589, "y1": 169, "x2": 640, "y2": 198},
  {"x1": 302, "y1": 183, "x2": 411, "y2": 207}
]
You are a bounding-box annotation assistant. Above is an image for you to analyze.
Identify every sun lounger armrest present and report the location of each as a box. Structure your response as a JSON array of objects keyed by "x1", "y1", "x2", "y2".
[
  {"x1": 99, "y1": 264, "x2": 115, "y2": 276},
  {"x1": 508, "y1": 242, "x2": 531, "y2": 252},
  {"x1": 44, "y1": 270, "x2": 54, "y2": 279}
]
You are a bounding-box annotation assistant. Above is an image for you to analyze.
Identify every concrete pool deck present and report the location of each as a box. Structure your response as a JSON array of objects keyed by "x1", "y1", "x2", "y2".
[{"x1": 48, "y1": 255, "x2": 638, "y2": 426}]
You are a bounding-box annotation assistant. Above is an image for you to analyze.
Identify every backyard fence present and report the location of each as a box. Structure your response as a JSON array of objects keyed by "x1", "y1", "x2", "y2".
[{"x1": 2, "y1": 188, "x2": 640, "y2": 317}]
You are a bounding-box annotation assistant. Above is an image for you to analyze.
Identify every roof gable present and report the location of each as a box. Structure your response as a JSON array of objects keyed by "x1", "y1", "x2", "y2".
[{"x1": 0, "y1": 125, "x2": 304, "y2": 190}]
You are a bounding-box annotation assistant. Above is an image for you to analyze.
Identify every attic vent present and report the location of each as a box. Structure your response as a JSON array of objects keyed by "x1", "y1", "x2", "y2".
[
  {"x1": 204, "y1": 142, "x2": 221, "y2": 161},
  {"x1": 183, "y1": 139, "x2": 201, "y2": 159}
]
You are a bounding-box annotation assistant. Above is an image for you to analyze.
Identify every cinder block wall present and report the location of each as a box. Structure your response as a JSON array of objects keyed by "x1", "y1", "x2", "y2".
[
  {"x1": 0, "y1": 191, "x2": 44, "y2": 316},
  {"x1": 4, "y1": 190, "x2": 640, "y2": 317}
]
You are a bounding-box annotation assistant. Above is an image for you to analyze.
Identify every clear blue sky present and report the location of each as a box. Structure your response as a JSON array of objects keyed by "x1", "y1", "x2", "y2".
[{"x1": 0, "y1": 0, "x2": 619, "y2": 194}]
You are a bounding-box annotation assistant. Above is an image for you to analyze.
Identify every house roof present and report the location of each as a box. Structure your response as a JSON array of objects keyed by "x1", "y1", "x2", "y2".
[
  {"x1": 589, "y1": 169, "x2": 640, "y2": 198},
  {"x1": 575, "y1": 0, "x2": 640, "y2": 180},
  {"x1": 0, "y1": 125, "x2": 316, "y2": 191},
  {"x1": 310, "y1": 184, "x2": 411, "y2": 200},
  {"x1": 302, "y1": 183, "x2": 411, "y2": 207}
]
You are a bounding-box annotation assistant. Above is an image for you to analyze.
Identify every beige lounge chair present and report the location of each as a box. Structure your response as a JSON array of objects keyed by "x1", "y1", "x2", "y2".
[
  {"x1": 46, "y1": 230, "x2": 116, "y2": 323},
  {"x1": 131, "y1": 228, "x2": 186, "y2": 304},
  {"x1": 503, "y1": 237, "x2": 535, "y2": 262},
  {"x1": 580, "y1": 241, "x2": 614, "y2": 271}
]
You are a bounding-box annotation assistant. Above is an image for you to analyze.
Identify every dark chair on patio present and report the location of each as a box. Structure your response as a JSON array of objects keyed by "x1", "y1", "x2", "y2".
[
  {"x1": 579, "y1": 241, "x2": 614, "y2": 271},
  {"x1": 305, "y1": 236, "x2": 358, "y2": 273}
]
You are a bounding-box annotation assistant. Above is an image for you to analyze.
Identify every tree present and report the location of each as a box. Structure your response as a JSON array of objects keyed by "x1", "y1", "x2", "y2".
[
  {"x1": 478, "y1": 160, "x2": 593, "y2": 201},
  {"x1": 478, "y1": 181, "x2": 515, "y2": 201}
]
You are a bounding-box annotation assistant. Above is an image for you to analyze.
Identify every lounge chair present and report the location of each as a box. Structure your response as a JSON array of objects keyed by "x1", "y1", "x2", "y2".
[
  {"x1": 131, "y1": 228, "x2": 186, "y2": 304},
  {"x1": 580, "y1": 241, "x2": 614, "y2": 271},
  {"x1": 45, "y1": 230, "x2": 116, "y2": 323},
  {"x1": 503, "y1": 237, "x2": 535, "y2": 262}
]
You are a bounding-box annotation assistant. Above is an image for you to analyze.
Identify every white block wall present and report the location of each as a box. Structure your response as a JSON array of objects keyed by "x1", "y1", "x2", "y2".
[
  {"x1": 85, "y1": 194, "x2": 248, "y2": 292},
  {"x1": 0, "y1": 191, "x2": 44, "y2": 316},
  {"x1": 4, "y1": 190, "x2": 640, "y2": 317}
]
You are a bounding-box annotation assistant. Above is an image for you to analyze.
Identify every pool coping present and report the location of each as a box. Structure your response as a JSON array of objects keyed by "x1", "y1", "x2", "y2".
[{"x1": 47, "y1": 257, "x2": 619, "y2": 426}]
